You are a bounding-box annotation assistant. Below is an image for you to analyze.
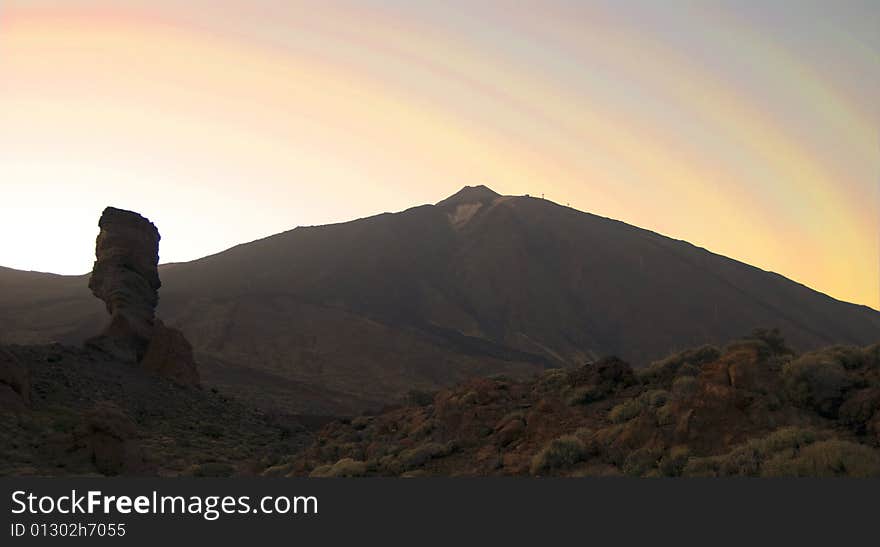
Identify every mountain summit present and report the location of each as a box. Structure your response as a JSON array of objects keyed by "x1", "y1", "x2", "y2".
[
  {"x1": 436, "y1": 184, "x2": 501, "y2": 207},
  {"x1": 1, "y1": 187, "x2": 878, "y2": 413}
]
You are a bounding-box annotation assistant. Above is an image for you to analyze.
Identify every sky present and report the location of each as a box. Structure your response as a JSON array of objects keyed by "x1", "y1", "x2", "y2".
[{"x1": 0, "y1": 0, "x2": 878, "y2": 309}]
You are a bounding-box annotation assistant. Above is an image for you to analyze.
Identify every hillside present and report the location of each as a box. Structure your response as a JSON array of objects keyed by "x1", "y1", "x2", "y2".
[
  {"x1": 2, "y1": 186, "x2": 879, "y2": 413},
  {"x1": 272, "y1": 332, "x2": 880, "y2": 477}
]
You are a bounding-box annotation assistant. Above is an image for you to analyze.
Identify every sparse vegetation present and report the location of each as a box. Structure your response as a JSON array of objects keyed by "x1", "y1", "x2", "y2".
[
  {"x1": 566, "y1": 385, "x2": 607, "y2": 406},
  {"x1": 609, "y1": 399, "x2": 642, "y2": 424},
  {"x1": 8, "y1": 331, "x2": 880, "y2": 478},
  {"x1": 683, "y1": 427, "x2": 819, "y2": 477},
  {"x1": 637, "y1": 345, "x2": 720, "y2": 384},
  {"x1": 280, "y1": 333, "x2": 880, "y2": 478},
  {"x1": 672, "y1": 376, "x2": 698, "y2": 398},
  {"x1": 783, "y1": 353, "x2": 854, "y2": 417},
  {"x1": 309, "y1": 458, "x2": 369, "y2": 478},
  {"x1": 762, "y1": 440, "x2": 880, "y2": 477},
  {"x1": 530, "y1": 435, "x2": 586, "y2": 475}
]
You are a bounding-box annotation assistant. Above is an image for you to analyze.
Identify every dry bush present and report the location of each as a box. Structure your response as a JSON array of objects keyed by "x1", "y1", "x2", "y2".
[
  {"x1": 530, "y1": 435, "x2": 586, "y2": 475},
  {"x1": 783, "y1": 353, "x2": 854, "y2": 417}
]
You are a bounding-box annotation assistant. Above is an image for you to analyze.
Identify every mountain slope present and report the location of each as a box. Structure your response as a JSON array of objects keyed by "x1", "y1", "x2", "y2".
[{"x1": 2, "y1": 186, "x2": 879, "y2": 413}]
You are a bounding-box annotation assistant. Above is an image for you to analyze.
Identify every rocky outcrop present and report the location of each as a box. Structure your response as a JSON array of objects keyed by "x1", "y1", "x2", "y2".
[
  {"x1": 87, "y1": 207, "x2": 161, "y2": 362},
  {"x1": 86, "y1": 207, "x2": 199, "y2": 386},
  {"x1": 79, "y1": 401, "x2": 144, "y2": 475},
  {"x1": 0, "y1": 347, "x2": 29, "y2": 412}
]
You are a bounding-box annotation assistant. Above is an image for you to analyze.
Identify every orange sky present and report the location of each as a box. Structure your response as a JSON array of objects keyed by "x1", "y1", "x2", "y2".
[{"x1": 0, "y1": 1, "x2": 878, "y2": 309}]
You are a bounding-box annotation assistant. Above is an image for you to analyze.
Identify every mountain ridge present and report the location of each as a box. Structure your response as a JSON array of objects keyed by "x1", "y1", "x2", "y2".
[{"x1": 1, "y1": 186, "x2": 878, "y2": 414}]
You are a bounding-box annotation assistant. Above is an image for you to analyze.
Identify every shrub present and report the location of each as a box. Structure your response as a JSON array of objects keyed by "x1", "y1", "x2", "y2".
[
  {"x1": 310, "y1": 457, "x2": 368, "y2": 478},
  {"x1": 638, "y1": 345, "x2": 720, "y2": 384},
  {"x1": 655, "y1": 403, "x2": 676, "y2": 426},
  {"x1": 688, "y1": 427, "x2": 818, "y2": 477},
  {"x1": 566, "y1": 385, "x2": 608, "y2": 406},
  {"x1": 762, "y1": 440, "x2": 880, "y2": 478},
  {"x1": 609, "y1": 399, "x2": 642, "y2": 424},
  {"x1": 682, "y1": 457, "x2": 720, "y2": 477},
  {"x1": 862, "y1": 344, "x2": 880, "y2": 370},
  {"x1": 818, "y1": 346, "x2": 867, "y2": 371},
  {"x1": 783, "y1": 353, "x2": 854, "y2": 417},
  {"x1": 398, "y1": 442, "x2": 450, "y2": 470},
  {"x1": 351, "y1": 416, "x2": 372, "y2": 430},
  {"x1": 749, "y1": 328, "x2": 794, "y2": 356},
  {"x1": 530, "y1": 435, "x2": 586, "y2": 475},
  {"x1": 641, "y1": 389, "x2": 671, "y2": 408},
  {"x1": 622, "y1": 446, "x2": 663, "y2": 477},
  {"x1": 658, "y1": 446, "x2": 691, "y2": 477},
  {"x1": 839, "y1": 388, "x2": 880, "y2": 430},
  {"x1": 539, "y1": 368, "x2": 569, "y2": 390},
  {"x1": 672, "y1": 376, "x2": 698, "y2": 398}
]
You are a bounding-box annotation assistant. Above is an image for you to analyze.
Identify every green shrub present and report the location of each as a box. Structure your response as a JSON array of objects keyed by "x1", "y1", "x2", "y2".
[
  {"x1": 783, "y1": 354, "x2": 854, "y2": 417},
  {"x1": 530, "y1": 435, "x2": 586, "y2": 475},
  {"x1": 609, "y1": 399, "x2": 642, "y2": 424}
]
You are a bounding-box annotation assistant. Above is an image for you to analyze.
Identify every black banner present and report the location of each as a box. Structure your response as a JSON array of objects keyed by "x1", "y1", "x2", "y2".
[{"x1": 2, "y1": 478, "x2": 876, "y2": 545}]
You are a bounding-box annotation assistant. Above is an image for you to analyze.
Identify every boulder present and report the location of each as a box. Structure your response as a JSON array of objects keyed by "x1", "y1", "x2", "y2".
[{"x1": 81, "y1": 401, "x2": 144, "y2": 475}]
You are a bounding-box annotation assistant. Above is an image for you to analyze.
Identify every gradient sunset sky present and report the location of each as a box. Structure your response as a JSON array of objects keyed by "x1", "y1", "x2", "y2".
[{"x1": 1, "y1": 1, "x2": 878, "y2": 308}]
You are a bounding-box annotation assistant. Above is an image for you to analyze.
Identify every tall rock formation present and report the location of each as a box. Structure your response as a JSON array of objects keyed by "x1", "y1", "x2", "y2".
[
  {"x1": 87, "y1": 207, "x2": 161, "y2": 362},
  {"x1": 87, "y1": 207, "x2": 199, "y2": 386}
]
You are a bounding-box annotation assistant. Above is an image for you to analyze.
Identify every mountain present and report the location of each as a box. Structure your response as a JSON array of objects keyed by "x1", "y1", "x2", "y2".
[{"x1": 2, "y1": 186, "x2": 879, "y2": 413}]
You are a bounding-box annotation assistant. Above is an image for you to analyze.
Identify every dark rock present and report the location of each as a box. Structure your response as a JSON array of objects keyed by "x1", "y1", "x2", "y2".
[
  {"x1": 80, "y1": 401, "x2": 144, "y2": 475},
  {"x1": 141, "y1": 321, "x2": 200, "y2": 387}
]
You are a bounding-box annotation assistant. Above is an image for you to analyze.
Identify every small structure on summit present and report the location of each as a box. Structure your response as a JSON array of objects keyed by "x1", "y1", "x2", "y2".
[{"x1": 86, "y1": 207, "x2": 199, "y2": 386}]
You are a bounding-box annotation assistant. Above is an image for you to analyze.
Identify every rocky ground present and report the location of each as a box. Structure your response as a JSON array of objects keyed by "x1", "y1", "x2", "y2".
[
  {"x1": 4, "y1": 329, "x2": 879, "y2": 478},
  {"x1": 269, "y1": 330, "x2": 880, "y2": 477},
  {"x1": 0, "y1": 343, "x2": 313, "y2": 476}
]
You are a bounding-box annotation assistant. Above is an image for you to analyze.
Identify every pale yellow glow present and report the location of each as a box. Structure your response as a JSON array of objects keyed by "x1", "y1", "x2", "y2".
[{"x1": 0, "y1": 3, "x2": 877, "y2": 309}]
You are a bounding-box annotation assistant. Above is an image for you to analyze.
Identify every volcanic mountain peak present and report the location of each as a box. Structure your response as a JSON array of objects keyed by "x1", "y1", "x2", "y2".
[
  {"x1": 436, "y1": 185, "x2": 501, "y2": 208},
  {"x1": 436, "y1": 185, "x2": 503, "y2": 229}
]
